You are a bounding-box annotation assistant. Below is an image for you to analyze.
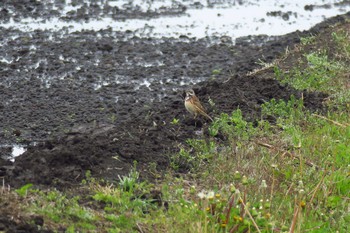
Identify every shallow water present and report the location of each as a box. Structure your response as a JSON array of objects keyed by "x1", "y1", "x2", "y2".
[
  {"x1": 1, "y1": 0, "x2": 349, "y2": 91},
  {"x1": 0, "y1": 144, "x2": 26, "y2": 162},
  {"x1": 11, "y1": 145, "x2": 26, "y2": 161},
  {"x1": 1, "y1": 0, "x2": 350, "y2": 40}
]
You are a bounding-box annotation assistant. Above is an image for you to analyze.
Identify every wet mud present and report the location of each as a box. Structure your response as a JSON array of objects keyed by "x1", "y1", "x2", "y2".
[{"x1": 0, "y1": 1, "x2": 348, "y2": 190}]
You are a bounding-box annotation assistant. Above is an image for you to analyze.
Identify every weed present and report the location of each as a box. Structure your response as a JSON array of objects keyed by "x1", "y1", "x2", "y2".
[
  {"x1": 170, "y1": 146, "x2": 197, "y2": 171},
  {"x1": 275, "y1": 36, "x2": 350, "y2": 107},
  {"x1": 15, "y1": 183, "x2": 33, "y2": 197},
  {"x1": 300, "y1": 35, "x2": 316, "y2": 45},
  {"x1": 118, "y1": 166, "x2": 139, "y2": 192},
  {"x1": 109, "y1": 113, "x2": 117, "y2": 123},
  {"x1": 332, "y1": 30, "x2": 350, "y2": 60},
  {"x1": 212, "y1": 69, "x2": 221, "y2": 75},
  {"x1": 209, "y1": 109, "x2": 257, "y2": 140},
  {"x1": 171, "y1": 117, "x2": 180, "y2": 125}
]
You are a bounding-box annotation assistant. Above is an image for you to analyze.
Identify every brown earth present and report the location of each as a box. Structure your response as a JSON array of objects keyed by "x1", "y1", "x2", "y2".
[{"x1": 0, "y1": 0, "x2": 349, "y2": 231}]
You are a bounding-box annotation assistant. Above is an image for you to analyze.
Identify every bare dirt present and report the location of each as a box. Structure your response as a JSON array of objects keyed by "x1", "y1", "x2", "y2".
[{"x1": 0, "y1": 1, "x2": 349, "y2": 231}]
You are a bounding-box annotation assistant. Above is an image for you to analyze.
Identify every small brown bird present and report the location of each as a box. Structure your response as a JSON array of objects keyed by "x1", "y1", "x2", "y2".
[{"x1": 184, "y1": 89, "x2": 213, "y2": 122}]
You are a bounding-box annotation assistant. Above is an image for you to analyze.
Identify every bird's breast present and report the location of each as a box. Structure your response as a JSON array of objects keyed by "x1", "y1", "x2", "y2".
[{"x1": 185, "y1": 99, "x2": 196, "y2": 114}]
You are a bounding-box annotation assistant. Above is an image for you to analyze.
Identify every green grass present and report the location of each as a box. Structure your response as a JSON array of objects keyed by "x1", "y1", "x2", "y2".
[
  {"x1": 30, "y1": 189, "x2": 98, "y2": 231},
  {"x1": 4, "y1": 23, "x2": 350, "y2": 233},
  {"x1": 300, "y1": 35, "x2": 316, "y2": 45},
  {"x1": 275, "y1": 51, "x2": 343, "y2": 91}
]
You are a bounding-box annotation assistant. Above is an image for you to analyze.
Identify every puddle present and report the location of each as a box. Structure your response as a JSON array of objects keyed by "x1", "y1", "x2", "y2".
[
  {"x1": 12, "y1": 145, "x2": 26, "y2": 160},
  {"x1": 0, "y1": 144, "x2": 27, "y2": 162},
  {"x1": 1, "y1": 0, "x2": 350, "y2": 40}
]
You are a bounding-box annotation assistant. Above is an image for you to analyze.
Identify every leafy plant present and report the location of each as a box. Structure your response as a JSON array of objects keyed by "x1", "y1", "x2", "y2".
[
  {"x1": 118, "y1": 168, "x2": 139, "y2": 192},
  {"x1": 171, "y1": 118, "x2": 180, "y2": 125},
  {"x1": 209, "y1": 109, "x2": 257, "y2": 140},
  {"x1": 300, "y1": 35, "x2": 316, "y2": 45},
  {"x1": 15, "y1": 183, "x2": 33, "y2": 197}
]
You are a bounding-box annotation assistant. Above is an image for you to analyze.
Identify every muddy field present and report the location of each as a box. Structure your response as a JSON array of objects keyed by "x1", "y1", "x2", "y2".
[
  {"x1": 0, "y1": 1, "x2": 349, "y2": 231},
  {"x1": 0, "y1": 0, "x2": 348, "y2": 191}
]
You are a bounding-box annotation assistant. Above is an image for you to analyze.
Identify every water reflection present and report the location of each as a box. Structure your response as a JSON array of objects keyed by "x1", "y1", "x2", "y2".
[{"x1": 1, "y1": 0, "x2": 350, "y2": 39}]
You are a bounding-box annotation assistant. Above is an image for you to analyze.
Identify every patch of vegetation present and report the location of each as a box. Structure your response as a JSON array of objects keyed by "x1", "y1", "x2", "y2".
[
  {"x1": 300, "y1": 35, "x2": 316, "y2": 45},
  {"x1": 332, "y1": 30, "x2": 350, "y2": 60},
  {"x1": 275, "y1": 29, "x2": 350, "y2": 108},
  {"x1": 15, "y1": 183, "x2": 33, "y2": 197},
  {"x1": 275, "y1": 51, "x2": 343, "y2": 91}
]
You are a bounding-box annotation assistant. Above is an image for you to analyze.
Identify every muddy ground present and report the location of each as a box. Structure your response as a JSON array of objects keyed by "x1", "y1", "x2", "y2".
[
  {"x1": 1, "y1": 1, "x2": 348, "y2": 190},
  {"x1": 0, "y1": 0, "x2": 349, "y2": 231}
]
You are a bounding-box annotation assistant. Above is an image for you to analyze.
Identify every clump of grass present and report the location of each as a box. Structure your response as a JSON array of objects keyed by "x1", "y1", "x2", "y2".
[
  {"x1": 30, "y1": 189, "x2": 98, "y2": 231},
  {"x1": 300, "y1": 35, "x2": 316, "y2": 45},
  {"x1": 274, "y1": 51, "x2": 344, "y2": 92},
  {"x1": 11, "y1": 167, "x2": 161, "y2": 232},
  {"x1": 275, "y1": 30, "x2": 350, "y2": 107},
  {"x1": 209, "y1": 109, "x2": 258, "y2": 140},
  {"x1": 15, "y1": 183, "x2": 33, "y2": 197},
  {"x1": 332, "y1": 30, "x2": 350, "y2": 60},
  {"x1": 170, "y1": 109, "x2": 261, "y2": 172}
]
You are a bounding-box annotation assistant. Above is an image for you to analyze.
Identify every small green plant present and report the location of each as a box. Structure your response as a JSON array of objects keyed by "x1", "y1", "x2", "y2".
[
  {"x1": 209, "y1": 109, "x2": 257, "y2": 140},
  {"x1": 212, "y1": 69, "x2": 221, "y2": 75},
  {"x1": 171, "y1": 118, "x2": 180, "y2": 125},
  {"x1": 208, "y1": 97, "x2": 216, "y2": 108},
  {"x1": 170, "y1": 147, "x2": 194, "y2": 171},
  {"x1": 276, "y1": 52, "x2": 337, "y2": 89},
  {"x1": 15, "y1": 183, "x2": 33, "y2": 197},
  {"x1": 118, "y1": 169, "x2": 139, "y2": 192},
  {"x1": 261, "y1": 96, "x2": 304, "y2": 120},
  {"x1": 274, "y1": 49, "x2": 350, "y2": 106},
  {"x1": 300, "y1": 35, "x2": 316, "y2": 45},
  {"x1": 90, "y1": 168, "x2": 158, "y2": 231},
  {"x1": 109, "y1": 113, "x2": 117, "y2": 123}
]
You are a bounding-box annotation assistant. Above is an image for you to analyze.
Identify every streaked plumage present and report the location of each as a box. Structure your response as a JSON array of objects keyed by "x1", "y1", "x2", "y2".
[{"x1": 184, "y1": 89, "x2": 213, "y2": 122}]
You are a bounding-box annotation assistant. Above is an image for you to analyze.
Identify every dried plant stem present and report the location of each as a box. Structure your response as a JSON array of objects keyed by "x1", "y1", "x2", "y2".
[
  {"x1": 270, "y1": 169, "x2": 275, "y2": 204},
  {"x1": 225, "y1": 194, "x2": 235, "y2": 224},
  {"x1": 136, "y1": 223, "x2": 144, "y2": 233},
  {"x1": 308, "y1": 169, "x2": 327, "y2": 209},
  {"x1": 239, "y1": 197, "x2": 262, "y2": 233},
  {"x1": 289, "y1": 200, "x2": 300, "y2": 233},
  {"x1": 312, "y1": 113, "x2": 350, "y2": 128},
  {"x1": 256, "y1": 141, "x2": 318, "y2": 169}
]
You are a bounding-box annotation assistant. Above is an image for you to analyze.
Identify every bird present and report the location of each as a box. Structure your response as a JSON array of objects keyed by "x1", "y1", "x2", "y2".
[{"x1": 184, "y1": 89, "x2": 213, "y2": 122}]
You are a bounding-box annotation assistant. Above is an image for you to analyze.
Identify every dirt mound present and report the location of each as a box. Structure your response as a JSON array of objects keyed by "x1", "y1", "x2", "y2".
[
  {"x1": 6, "y1": 73, "x2": 328, "y2": 189},
  {"x1": 0, "y1": 216, "x2": 50, "y2": 233}
]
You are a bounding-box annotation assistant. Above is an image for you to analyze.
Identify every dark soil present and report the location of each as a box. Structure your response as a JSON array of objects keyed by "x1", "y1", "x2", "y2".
[
  {"x1": 1, "y1": 3, "x2": 349, "y2": 189},
  {"x1": 0, "y1": 1, "x2": 349, "y2": 231}
]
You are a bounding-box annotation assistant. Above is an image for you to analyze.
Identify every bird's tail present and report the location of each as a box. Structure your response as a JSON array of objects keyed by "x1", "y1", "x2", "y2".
[{"x1": 201, "y1": 111, "x2": 213, "y2": 122}]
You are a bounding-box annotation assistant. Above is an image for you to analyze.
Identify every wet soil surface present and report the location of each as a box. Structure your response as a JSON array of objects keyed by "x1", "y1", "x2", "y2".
[{"x1": 0, "y1": 1, "x2": 348, "y2": 191}]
